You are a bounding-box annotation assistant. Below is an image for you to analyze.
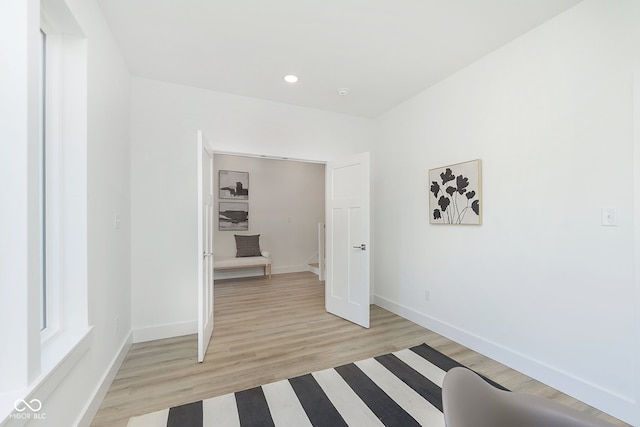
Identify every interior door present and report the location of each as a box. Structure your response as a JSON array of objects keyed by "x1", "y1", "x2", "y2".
[
  {"x1": 197, "y1": 130, "x2": 214, "y2": 362},
  {"x1": 325, "y1": 152, "x2": 371, "y2": 328}
]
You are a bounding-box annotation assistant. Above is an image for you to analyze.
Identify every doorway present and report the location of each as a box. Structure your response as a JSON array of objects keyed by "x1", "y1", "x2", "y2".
[
  {"x1": 198, "y1": 149, "x2": 372, "y2": 362},
  {"x1": 212, "y1": 153, "x2": 326, "y2": 280}
]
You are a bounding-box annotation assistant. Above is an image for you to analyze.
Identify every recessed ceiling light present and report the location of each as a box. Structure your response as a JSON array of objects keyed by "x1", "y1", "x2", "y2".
[
  {"x1": 337, "y1": 88, "x2": 349, "y2": 96},
  {"x1": 284, "y1": 75, "x2": 299, "y2": 83}
]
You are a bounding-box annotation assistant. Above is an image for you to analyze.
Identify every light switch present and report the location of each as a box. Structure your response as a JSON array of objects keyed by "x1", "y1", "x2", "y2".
[{"x1": 601, "y1": 208, "x2": 617, "y2": 226}]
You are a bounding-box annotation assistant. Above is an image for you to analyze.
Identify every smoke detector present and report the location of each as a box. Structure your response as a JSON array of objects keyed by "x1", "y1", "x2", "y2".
[{"x1": 337, "y1": 88, "x2": 349, "y2": 96}]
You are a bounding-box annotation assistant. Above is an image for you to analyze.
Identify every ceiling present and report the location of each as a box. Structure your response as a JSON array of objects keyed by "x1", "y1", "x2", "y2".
[{"x1": 97, "y1": 0, "x2": 582, "y2": 118}]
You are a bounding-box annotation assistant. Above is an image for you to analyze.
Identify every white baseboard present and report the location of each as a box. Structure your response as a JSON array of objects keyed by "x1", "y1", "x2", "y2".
[
  {"x1": 76, "y1": 331, "x2": 133, "y2": 427},
  {"x1": 133, "y1": 321, "x2": 197, "y2": 343},
  {"x1": 373, "y1": 294, "x2": 638, "y2": 426}
]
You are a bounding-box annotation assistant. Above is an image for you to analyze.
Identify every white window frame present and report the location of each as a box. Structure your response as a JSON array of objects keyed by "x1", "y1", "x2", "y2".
[
  {"x1": 37, "y1": 1, "x2": 90, "y2": 361},
  {"x1": 40, "y1": 14, "x2": 63, "y2": 343}
]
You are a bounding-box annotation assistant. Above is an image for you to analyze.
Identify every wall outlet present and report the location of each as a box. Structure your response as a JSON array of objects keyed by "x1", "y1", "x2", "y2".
[
  {"x1": 115, "y1": 315, "x2": 119, "y2": 334},
  {"x1": 424, "y1": 289, "x2": 431, "y2": 301},
  {"x1": 114, "y1": 213, "x2": 121, "y2": 229}
]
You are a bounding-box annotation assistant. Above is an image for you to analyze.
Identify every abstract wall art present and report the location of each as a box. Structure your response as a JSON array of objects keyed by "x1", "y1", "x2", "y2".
[
  {"x1": 219, "y1": 202, "x2": 249, "y2": 231},
  {"x1": 429, "y1": 159, "x2": 482, "y2": 225},
  {"x1": 219, "y1": 170, "x2": 249, "y2": 200}
]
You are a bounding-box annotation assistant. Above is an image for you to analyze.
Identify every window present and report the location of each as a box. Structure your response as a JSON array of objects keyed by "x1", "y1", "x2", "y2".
[
  {"x1": 40, "y1": 28, "x2": 47, "y2": 331},
  {"x1": 39, "y1": 16, "x2": 63, "y2": 342}
]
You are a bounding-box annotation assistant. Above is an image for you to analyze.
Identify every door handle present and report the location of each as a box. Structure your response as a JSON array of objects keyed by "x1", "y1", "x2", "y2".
[
  {"x1": 203, "y1": 252, "x2": 213, "y2": 257},
  {"x1": 352, "y1": 244, "x2": 366, "y2": 251}
]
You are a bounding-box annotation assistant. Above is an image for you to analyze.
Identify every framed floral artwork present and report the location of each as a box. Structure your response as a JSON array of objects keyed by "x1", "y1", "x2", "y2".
[{"x1": 429, "y1": 159, "x2": 482, "y2": 225}]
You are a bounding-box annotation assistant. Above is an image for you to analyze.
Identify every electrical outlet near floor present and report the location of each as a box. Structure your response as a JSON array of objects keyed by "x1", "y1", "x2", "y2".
[
  {"x1": 424, "y1": 289, "x2": 431, "y2": 302},
  {"x1": 115, "y1": 315, "x2": 119, "y2": 334}
]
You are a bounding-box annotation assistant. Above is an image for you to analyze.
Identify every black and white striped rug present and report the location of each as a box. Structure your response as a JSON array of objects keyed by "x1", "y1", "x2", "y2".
[{"x1": 127, "y1": 343, "x2": 506, "y2": 427}]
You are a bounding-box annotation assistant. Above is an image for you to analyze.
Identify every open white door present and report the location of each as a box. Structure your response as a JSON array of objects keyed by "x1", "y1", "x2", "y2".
[
  {"x1": 197, "y1": 130, "x2": 214, "y2": 362},
  {"x1": 325, "y1": 152, "x2": 371, "y2": 328}
]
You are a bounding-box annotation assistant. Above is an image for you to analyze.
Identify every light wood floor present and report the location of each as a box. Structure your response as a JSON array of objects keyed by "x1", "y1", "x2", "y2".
[{"x1": 91, "y1": 272, "x2": 628, "y2": 426}]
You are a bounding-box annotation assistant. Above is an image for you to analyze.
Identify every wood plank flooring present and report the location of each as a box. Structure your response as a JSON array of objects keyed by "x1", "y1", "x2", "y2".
[{"x1": 91, "y1": 272, "x2": 628, "y2": 426}]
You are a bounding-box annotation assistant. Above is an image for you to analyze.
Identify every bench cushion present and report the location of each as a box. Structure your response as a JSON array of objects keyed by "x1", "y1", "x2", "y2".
[{"x1": 214, "y1": 256, "x2": 271, "y2": 269}]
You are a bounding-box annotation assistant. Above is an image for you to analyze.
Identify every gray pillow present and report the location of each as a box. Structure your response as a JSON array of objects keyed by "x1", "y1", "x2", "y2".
[{"x1": 235, "y1": 234, "x2": 261, "y2": 257}]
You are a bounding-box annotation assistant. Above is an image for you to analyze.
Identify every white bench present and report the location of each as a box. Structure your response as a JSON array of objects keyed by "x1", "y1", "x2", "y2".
[{"x1": 213, "y1": 253, "x2": 272, "y2": 279}]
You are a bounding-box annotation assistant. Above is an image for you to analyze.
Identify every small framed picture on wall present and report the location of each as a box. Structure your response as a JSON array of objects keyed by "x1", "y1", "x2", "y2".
[
  {"x1": 219, "y1": 202, "x2": 249, "y2": 231},
  {"x1": 429, "y1": 159, "x2": 482, "y2": 225},
  {"x1": 219, "y1": 170, "x2": 249, "y2": 200}
]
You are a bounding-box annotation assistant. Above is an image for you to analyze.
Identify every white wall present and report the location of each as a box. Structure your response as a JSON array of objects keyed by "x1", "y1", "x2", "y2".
[
  {"x1": 130, "y1": 77, "x2": 374, "y2": 342},
  {"x1": 0, "y1": 0, "x2": 132, "y2": 426},
  {"x1": 372, "y1": 1, "x2": 640, "y2": 424},
  {"x1": 80, "y1": 0, "x2": 133, "y2": 421},
  {"x1": 213, "y1": 155, "x2": 324, "y2": 279}
]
